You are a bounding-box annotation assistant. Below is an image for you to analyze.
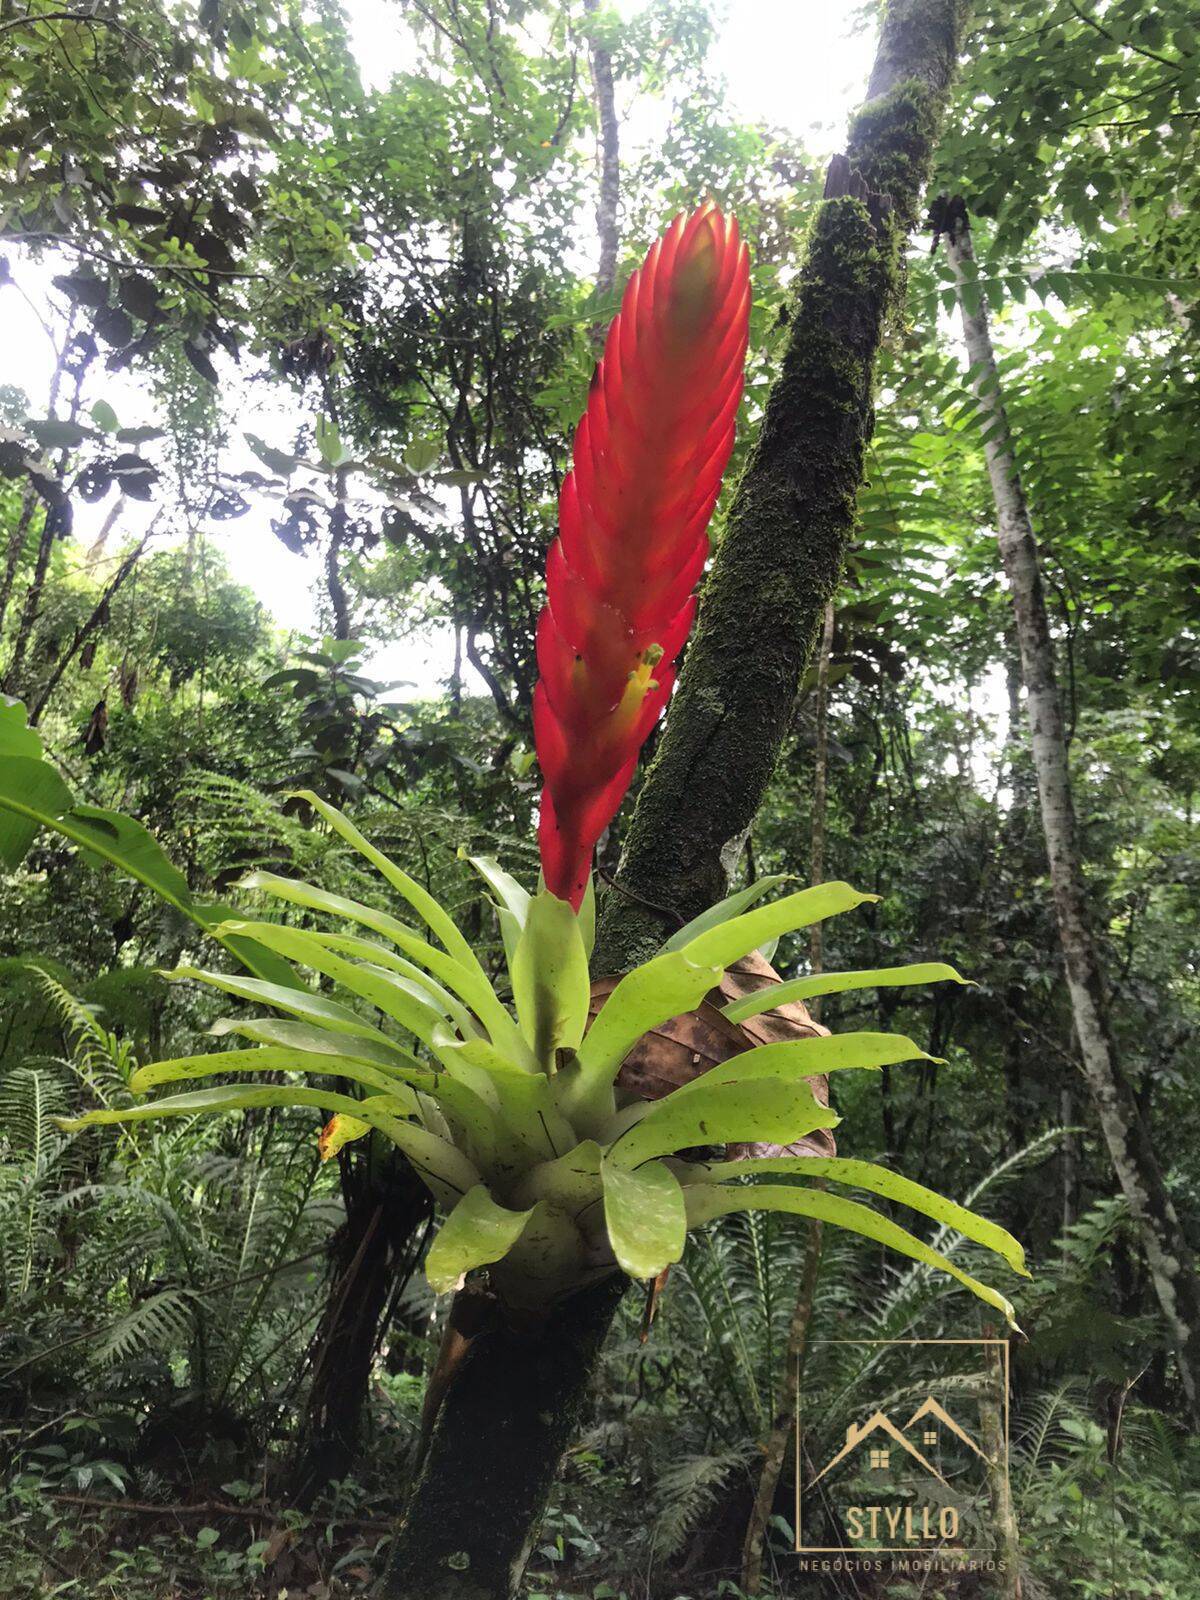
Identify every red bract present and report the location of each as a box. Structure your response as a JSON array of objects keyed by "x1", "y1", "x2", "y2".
[{"x1": 534, "y1": 200, "x2": 751, "y2": 908}]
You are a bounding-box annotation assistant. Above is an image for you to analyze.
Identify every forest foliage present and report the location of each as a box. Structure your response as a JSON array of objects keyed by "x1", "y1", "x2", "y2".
[{"x1": 0, "y1": 0, "x2": 1198, "y2": 1596}]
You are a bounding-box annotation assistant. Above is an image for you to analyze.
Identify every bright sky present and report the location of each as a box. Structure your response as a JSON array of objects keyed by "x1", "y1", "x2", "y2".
[{"x1": 2, "y1": 1, "x2": 877, "y2": 693}]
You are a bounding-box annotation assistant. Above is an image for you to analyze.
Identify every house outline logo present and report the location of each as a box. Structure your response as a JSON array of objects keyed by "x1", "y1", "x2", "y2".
[
  {"x1": 794, "y1": 1338, "x2": 1010, "y2": 1558},
  {"x1": 809, "y1": 1394, "x2": 989, "y2": 1490}
]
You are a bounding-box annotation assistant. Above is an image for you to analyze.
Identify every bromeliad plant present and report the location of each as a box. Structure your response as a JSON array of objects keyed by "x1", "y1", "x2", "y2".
[{"x1": 50, "y1": 204, "x2": 1027, "y2": 1325}]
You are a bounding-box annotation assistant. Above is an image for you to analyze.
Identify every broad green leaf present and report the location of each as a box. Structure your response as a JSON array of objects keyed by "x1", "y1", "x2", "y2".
[
  {"x1": 60, "y1": 1083, "x2": 479, "y2": 1204},
  {"x1": 683, "y1": 1183, "x2": 1018, "y2": 1327},
  {"x1": 602, "y1": 1157, "x2": 686, "y2": 1279},
  {"x1": 662, "y1": 874, "x2": 791, "y2": 952},
  {"x1": 425, "y1": 1183, "x2": 535, "y2": 1294},
  {"x1": 695, "y1": 1156, "x2": 1027, "y2": 1276},
  {"x1": 0, "y1": 749, "x2": 296, "y2": 987},
  {"x1": 607, "y1": 1077, "x2": 839, "y2": 1170},
  {"x1": 0, "y1": 723, "x2": 59, "y2": 869},
  {"x1": 238, "y1": 872, "x2": 484, "y2": 1032},
  {"x1": 679, "y1": 883, "x2": 877, "y2": 970},
  {"x1": 217, "y1": 921, "x2": 447, "y2": 1043},
  {"x1": 668, "y1": 1033, "x2": 938, "y2": 1099},
  {"x1": 510, "y1": 890, "x2": 590, "y2": 1068},
  {"x1": 431, "y1": 1029, "x2": 575, "y2": 1159},
  {"x1": 571, "y1": 951, "x2": 724, "y2": 1094},
  {"x1": 164, "y1": 966, "x2": 391, "y2": 1043},
  {"x1": 721, "y1": 963, "x2": 971, "y2": 1024},
  {"x1": 514, "y1": 1140, "x2": 603, "y2": 1212},
  {"x1": 129, "y1": 1045, "x2": 425, "y2": 1105},
  {"x1": 287, "y1": 795, "x2": 526, "y2": 1056},
  {"x1": 209, "y1": 1016, "x2": 425, "y2": 1076}
]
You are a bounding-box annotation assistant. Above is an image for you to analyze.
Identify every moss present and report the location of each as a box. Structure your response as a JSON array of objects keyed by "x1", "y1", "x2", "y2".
[{"x1": 593, "y1": 0, "x2": 967, "y2": 978}]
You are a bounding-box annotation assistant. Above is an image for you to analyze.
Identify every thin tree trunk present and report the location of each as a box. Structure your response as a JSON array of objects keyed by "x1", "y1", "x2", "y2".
[
  {"x1": 944, "y1": 211, "x2": 1200, "y2": 1421},
  {"x1": 381, "y1": 8, "x2": 968, "y2": 1594},
  {"x1": 741, "y1": 1204, "x2": 823, "y2": 1593},
  {"x1": 807, "y1": 600, "x2": 836, "y2": 1023},
  {"x1": 741, "y1": 600, "x2": 834, "y2": 1589},
  {"x1": 583, "y1": 0, "x2": 619, "y2": 310},
  {"x1": 977, "y1": 1330, "x2": 1021, "y2": 1595},
  {"x1": 3, "y1": 501, "x2": 66, "y2": 696},
  {"x1": 29, "y1": 523, "x2": 152, "y2": 724},
  {"x1": 0, "y1": 488, "x2": 38, "y2": 640}
]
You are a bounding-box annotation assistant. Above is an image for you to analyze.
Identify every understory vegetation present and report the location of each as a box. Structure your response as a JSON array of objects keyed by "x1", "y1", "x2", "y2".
[{"x1": 1, "y1": 0, "x2": 1198, "y2": 1595}]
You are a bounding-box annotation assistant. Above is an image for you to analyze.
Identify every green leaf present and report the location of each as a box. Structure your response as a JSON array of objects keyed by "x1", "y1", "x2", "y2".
[
  {"x1": 216, "y1": 920, "x2": 448, "y2": 1044},
  {"x1": 60, "y1": 1083, "x2": 479, "y2": 1204},
  {"x1": 0, "y1": 752, "x2": 296, "y2": 987},
  {"x1": 404, "y1": 436, "x2": 440, "y2": 475},
  {"x1": 572, "y1": 951, "x2": 723, "y2": 1092},
  {"x1": 128, "y1": 1044, "x2": 425, "y2": 1105},
  {"x1": 602, "y1": 1157, "x2": 686, "y2": 1279},
  {"x1": 165, "y1": 965, "x2": 388, "y2": 1042},
  {"x1": 465, "y1": 852, "x2": 535, "y2": 967},
  {"x1": 425, "y1": 1183, "x2": 535, "y2": 1294},
  {"x1": 209, "y1": 1015, "x2": 424, "y2": 1075},
  {"x1": 510, "y1": 890, "x2": 589, "y2": 1068},
  {"x1": 662, "y1": 874, "x2": 791, "y2": 952},
  {"x1": 695, "y1": 1156, "x2": 1027, "y2": 1276},
  {"x1": 678, "y1": 882, "x2": 876, "y2": 970},
  {"x1": 721, "y1": 963, "x2": 971, "y2": 1023},
  {"x1": 290, "y1": 791, "x2": 526, "y2": 1053},
  {"x1": 0, "y1": 706, "x2": 52, "y2": 868},
  {"x1": 514, "y1": 1139, "x2": 603, "y2": 1211},
  {"x1": 90, "y1": 400, "x2": 119, "y2": 433},
  {"x1": 683, "y1": 1183, "x2": 1018, "y2": 1327},
  {"x1": 244, "y1": 433, "x2": 301, "y2": 477},
  {"x1": 670, "y1": 1032, "x2": 938, "y2": 1097},
  {"x1": 238, "y1": 871, "x2": 489, "y2": 1034},
  {"x1": 608, "y1": 1077, "x2": 839, "y2": 1169},
  {"x1": 27, "y1": 417, "x2": 89, "y2": 449}
]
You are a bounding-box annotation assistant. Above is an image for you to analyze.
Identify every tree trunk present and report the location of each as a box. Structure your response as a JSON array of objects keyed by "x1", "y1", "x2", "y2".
[
  {"x1": 944, "y1": 212, "x2": 1200, "y2": 1421},
  {"x1": 583, "y1": 0, "x2": 619, "y2": 310},
  {"x1": 741, "y1": 601, "x2": 834, "y2": 1591},
  {"x1": 594, "y1": 0, "x2": 968, "y2": 972},
  {"x1": 377, "y1": 1276, "x2": 624, "y2": 1599},
  {"x1": 380, "y1": 7, "x2": 968, "y2": 1593},
  {"x1": 291, "y1": 1156, "x2": 431, "y2": 1507},
  {"x1": 740, "y1": 1203, "x2": 823, "y2": 1593},
  {"x1": 977, "y1": 1330, "x2": 1021, "y2": 1596}
]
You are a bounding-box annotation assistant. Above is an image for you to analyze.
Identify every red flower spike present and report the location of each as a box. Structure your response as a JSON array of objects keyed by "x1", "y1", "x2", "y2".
[{"x1": 534, "y1": 201, "x2": 751, "y2": 908}]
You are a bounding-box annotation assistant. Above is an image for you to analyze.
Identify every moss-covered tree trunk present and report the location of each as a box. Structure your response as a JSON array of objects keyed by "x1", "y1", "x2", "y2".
[{"x1": 378, "y1": 5, "x2": 967, "y2": 1595}]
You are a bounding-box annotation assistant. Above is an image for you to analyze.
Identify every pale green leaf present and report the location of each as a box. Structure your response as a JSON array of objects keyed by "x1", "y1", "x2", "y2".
[
  {"x1": 510, "y1": 890, "x2": 589, "y2": 1068},
  {"x1": 662, "y1": 874, "x2": 791, "y2": 952},
  {"x1": 695, "y1": 1156, "x2": 1027, "y2": 1276},
  {"x1": 684, "y1": 1183, "x2": 1018, "y2": 1326},
  {"x1": 679, "y1": 882, "x2": 877, "y2": 970},
  {"x1": 721, "y1": 963, "x2": 971, "y2": 1024},
  {"x1": 607, "y1": 1077, "x2": 839, "y2": 1169},
  {"x1": 425, "y1": 1183, "x2": 535, "y2": 1294},
  {"x1": 59, "y1": 1083, "x2": 479, "y2": 1204},
  {"x1": 668, "y1": 1033, "x2": 938, "y2": 1099},
  {"x1": 602, "y1": 1157, "x2": 686, "y2": 1279}
]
